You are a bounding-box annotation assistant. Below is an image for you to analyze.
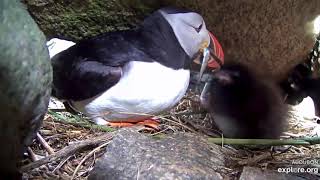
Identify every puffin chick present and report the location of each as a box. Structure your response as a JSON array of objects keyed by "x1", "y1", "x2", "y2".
[
  {"x1": 0, "y1": 0, "x2": 52, "y2": 178},
  {"x1": 200, "y1": 63, "x2": 287, "y2": 138}
]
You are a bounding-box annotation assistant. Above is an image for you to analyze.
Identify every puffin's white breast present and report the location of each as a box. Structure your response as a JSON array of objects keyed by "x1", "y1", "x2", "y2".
[{"x1": 71, "y1": 61, "x2": 190, "y2": 123}]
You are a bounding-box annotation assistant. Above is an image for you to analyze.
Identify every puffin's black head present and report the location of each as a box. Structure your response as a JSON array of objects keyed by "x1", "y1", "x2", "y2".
[
  {"x1": 144, "y1": 7, "x2": 224, "y2": 70},
  {"x1": 158, "y1": 7, "x2": 211, "y2": 58}
]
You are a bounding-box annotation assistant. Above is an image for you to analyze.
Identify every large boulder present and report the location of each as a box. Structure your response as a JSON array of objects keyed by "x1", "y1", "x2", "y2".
[
  {"x1": 89, "y1": 128, "x2": 231, "y2": 180},
  {"x1": 23, "y1": 0, "x2": 320, "y2": 81},
  {"x1": 0, "y1": 0, "x2": 52, "y2": 177},
  {"x1": 197, "y1": 0, "x2": 320, "y2": 81}
]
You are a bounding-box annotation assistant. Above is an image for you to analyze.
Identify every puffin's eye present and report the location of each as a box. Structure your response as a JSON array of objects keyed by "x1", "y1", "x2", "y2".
[{"x1": 194, "y1": 23, "x2": 203, "y2": 33}]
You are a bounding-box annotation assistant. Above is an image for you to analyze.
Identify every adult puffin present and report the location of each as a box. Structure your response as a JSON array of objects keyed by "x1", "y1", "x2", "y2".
[{"x1": 51, "y1": 7, "x2": 224, "y2": 128}]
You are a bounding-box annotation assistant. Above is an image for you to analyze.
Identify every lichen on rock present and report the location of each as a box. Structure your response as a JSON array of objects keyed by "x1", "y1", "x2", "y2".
[{"x1": 22, "y1": 0, "x2": 320, "y2": 81}]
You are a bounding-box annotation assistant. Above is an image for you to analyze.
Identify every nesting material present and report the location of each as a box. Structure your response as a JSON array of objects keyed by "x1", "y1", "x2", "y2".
[{"x1": 23, "y1": 91, "x2": 320, "y2": 179}]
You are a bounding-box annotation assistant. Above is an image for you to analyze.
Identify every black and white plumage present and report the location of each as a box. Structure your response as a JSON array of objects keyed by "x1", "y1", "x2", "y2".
[
  {"x1": 300, "y1": 78, "x2": 320, "y2": 117},
  {"x1": 200, "y1": 63, "x2": 287, "y2": 139},
  {"x1": 280, "y1": 63, "x2": 320, "y2": 117},
  {"x1": 51, "y1": 7, "x2": 222, "y2": 125}
]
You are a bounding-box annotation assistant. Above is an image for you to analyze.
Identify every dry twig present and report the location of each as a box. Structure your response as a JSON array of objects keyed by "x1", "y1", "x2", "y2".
[
  {"x1": 238, "y1": 152, "x2": 274, "y2": 165},
  {"x1": 21, "y1": 132, "x2": 114, "y2": 172},
  {"x1": 52, "y1": 156, "x2": 72, "y2": 173},
  {"x1": 27, "y1": 147, "x2": 38, "y2": 162},
  {"x1": 71, "y1": 141, "x2": 110, "y2": 179},
  {"x1": 37, "y1": 133, "x2": 55, "y2": 155}
]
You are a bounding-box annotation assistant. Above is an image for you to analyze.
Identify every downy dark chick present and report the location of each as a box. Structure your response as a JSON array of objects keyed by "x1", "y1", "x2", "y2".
[{"x1": 200, "y1": 63, "x2": 287, "y2": 138}]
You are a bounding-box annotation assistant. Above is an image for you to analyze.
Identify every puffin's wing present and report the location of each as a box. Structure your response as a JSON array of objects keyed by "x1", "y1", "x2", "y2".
[
  {"x1": 51, "y1": 31, "x2": 153, "y2": 101},
  {"x1": 52, "y1": 56, "x2": 122, "y2": 101}
]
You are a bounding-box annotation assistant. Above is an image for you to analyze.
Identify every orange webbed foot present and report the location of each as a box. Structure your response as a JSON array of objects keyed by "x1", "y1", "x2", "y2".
[{"x1": 107, "y1": 118, "x2": 160, "y2": 131}]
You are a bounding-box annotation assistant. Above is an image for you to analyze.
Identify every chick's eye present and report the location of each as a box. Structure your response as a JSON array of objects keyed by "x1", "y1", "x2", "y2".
[{"x1": 194, "y1": 23, "x2": 203, "y2": 33}]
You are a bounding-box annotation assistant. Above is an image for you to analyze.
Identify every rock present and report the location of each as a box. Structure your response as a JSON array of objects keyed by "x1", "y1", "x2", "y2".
[
  {"x1": 239, "y1": 167, "x2": 305, "y2": 180},
  {"x1": 0, "y1": 0, "x2": 52, "y2": 177},
  {"x1": 177, "y1": 0, "x2": 320, "y2": 81},
  {"x1": 23, "y1": 0, "x2": 320, "y2": 81},
  {"x1": 89, "y1": 128, "x2": 230, "y2": 180},
  {"x1": 190, "y1": 1, "x2": 320, "y2": 81},
  {"x1": 22, "y1": 0, "x2": 149, "y2": 40}
]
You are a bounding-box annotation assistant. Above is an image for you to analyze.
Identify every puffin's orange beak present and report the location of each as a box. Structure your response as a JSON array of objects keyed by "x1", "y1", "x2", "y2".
[
  {"x1": 207, "y1": 31, "x2": 224, "y2": 69},
  {"x1": 196, "y1": 31, "x2": 224, "y2": 83}
]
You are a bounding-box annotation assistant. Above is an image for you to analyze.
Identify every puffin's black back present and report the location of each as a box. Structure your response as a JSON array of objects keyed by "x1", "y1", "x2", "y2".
[
  {"x1": 204, "y1": 64, "x2": 287, "y2": 138},
  {"x1": 51, "y1": 8, "x2": 190, "y2": 101}
]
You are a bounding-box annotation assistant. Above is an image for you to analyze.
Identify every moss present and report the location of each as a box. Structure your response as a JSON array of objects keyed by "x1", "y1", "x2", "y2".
[
  {"x1": 22, "y1": 0, "x2": 320, "y2": 81},
  {"x1": 23, "y1": 0, "x2": 151, "y2": 40},
  {"x1": 22, "y1": 0, "x2": 193, "y2": 40},
  {"x1": 22, "y1": 0, "x2": 203, "y2": 40}
]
